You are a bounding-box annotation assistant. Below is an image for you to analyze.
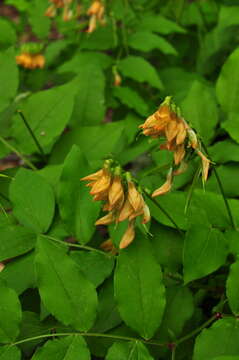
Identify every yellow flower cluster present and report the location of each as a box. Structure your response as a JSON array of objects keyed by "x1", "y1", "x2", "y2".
[
  {"x1": 86, "y1": 0, "x2": 105, "y2": 33},
  {"x1": 81, "y1": 161, "x2": 150, "y2": 249},
  {"x1": 139, "y1": 96, "x2": 211, "y2": 196},
  {"x1": 45, "y1": 0, "x2": 80, "y2": 21},
  {"x1": 16, "y1": 53, "x2": 45, "y2": 69}
]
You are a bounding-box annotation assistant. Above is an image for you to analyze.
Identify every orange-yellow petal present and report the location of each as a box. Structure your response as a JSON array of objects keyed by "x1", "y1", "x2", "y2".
[{"x1": 119, "y1": 221, "x2": 135, "y2": 249}]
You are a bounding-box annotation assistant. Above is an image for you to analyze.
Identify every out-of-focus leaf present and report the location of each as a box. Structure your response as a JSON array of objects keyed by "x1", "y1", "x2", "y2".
[
  {"x1": 128, "y1": 31, "x2": 177, "y2": 55},
  {"x1": 0, "y1": 346, "x2": 21, "y2": 360},
  {"x1": 0, "y1": 47, "x2": 18, "y2": 113},
  {"x1": 0, "y1": 19, "x2": 16, "y2": 47},
  {"x1": 206, "y1": 165, "x2": 239, "y2": 197},
  {"x1": 181, "y1": 80, "x2": 218, "y2": 144},
  {"x1": 71, "y1": 63, "x2": 105, "y2": 125},
  {"x1": 28, "y1": 0, "x2": 50, "y2": 38},
  {"x1": 226, "y1": 260, "x2": 239, "y2": 316},
  {"x1": 118, "y1": 56, "x2": 163, "y2": 90},
  {"x1": 208, "y1": 140, "x2": 239, "y2": 164},
  {"x1": 114, "y1": 87, "x2": 149, "y2": 116},
  {"x1": 140, "y1": 13, "x2": 186, "y2": 34}
]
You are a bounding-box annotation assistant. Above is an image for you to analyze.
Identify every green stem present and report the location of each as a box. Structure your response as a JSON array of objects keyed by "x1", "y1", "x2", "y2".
[
  {"x1": 143, "y1": 189, "x2": 183, "y2": 236},
  {"x1": 171, "y1": 346, "x2": 176, "y2": 360},
  {"x1": 0, "y1": 135, "x2": 36, "y2": 171},
  {"x1": 176, "y1": 314, "x2": 216, "y2": 346},
  {"x1": 42, "y1": 234, "x2": 114, "y2": 257},
  {"x1": 202, "y1": 142, "x2": 237, "y2": 230},
  {"x1": 10, "y1": 331, "x2": 164, "y2": 348},
  {"x1": 18, "y1": 111, "x2": 47, "y2": 162}
]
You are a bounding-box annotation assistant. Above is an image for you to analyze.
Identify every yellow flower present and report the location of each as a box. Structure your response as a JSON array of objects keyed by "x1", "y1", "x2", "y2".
[
  {"x1": 152, "y1": 169, "x2": 173, "y2": 198},
  {"x1": 119, "y1": 221, "x2": 135, "y2": 249},
  {"x1": 16, "y1": 53, "x2": 45, "y2": 69}
]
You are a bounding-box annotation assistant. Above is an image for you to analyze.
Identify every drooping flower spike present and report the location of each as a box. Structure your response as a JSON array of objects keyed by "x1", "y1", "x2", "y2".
[
  {"x1": 16, "y1": 43, "x2": 45, "y2": 70},
  {"x1": 139, "y1": 96, "x2": 211, "y2": 197},
  {"x1": 86, "y1": 0, "x2": 105, "y2": 33},
  {"x1": 45, "y1": 0, "x2": 80, "y2": 21},
  {"x1": 81, "y1": 160, "x2": 150, "y2": 249}
]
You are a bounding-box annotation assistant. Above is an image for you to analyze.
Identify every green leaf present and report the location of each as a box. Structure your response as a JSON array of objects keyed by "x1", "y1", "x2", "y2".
[
  {"x1": 0, "y1": 279, "x2": 22, "y2": 343},
  {"x1": 208, "y1": 140, "x2": 239, "y2": 164},
  {"x1": 12, "y1": 80, "x2": 78, "y2": 154},
  {"x1": 106, "y1": 341, "x2": 154, "y2": 360},
  {"x1": 128, "y1": 31, "x2": 177, "y2": 55},
  {"x1": 80, "y1": 24, "x2": 117, "y2": 50},
  {"x1": 0, "y1": 346, "x2": 21, "y2": 360},
  {"x1": 114, "y1": 234, "x2": 166, "y2": 339},
  {"x1": 118, "y1": 56, "x2": 163, "y2": 90},
  {"x1": 70, "y1": 251, "x2": 114, "y2": 287},
  {"x1": 0, "y1": 225, "x2": 36, "y2": 262},
  {"x1": 92, "y1": 278, "x2": 121, "y2": 333},
  {"x1": 58, "y1": 51, "x2": 112, "y2": 74},
  {"x1": 212, "y1": 357, "x2": 239, "y2": 360},
  {"x1": 193, "y1": 318, "x2": 239, "y2": 360},
  {"x1": 183, "y1": 224, "x2": 227, "y2": 284},
  {"x1": 181, "y1": 80, "x2": 218, "y2": 144},
  {"x1": 49, "y1": 122, "x2": 126, "y2": 168},
  {"x1": 0, "y1": 252, "x2": 36, "y2": 295},
  {"x1": 35, "y1": 236, "x2": 98, "y2": 331},
  {"x1": 71, "y1": 64, "x2": 105, "y2": 126},
  {"x1": 0, "y1": 19, "x2": 16, "y2": 47},
  {"x1": 114, "y1": 87, "x2": 149, "y2": 116},
  {"x1": 140, "y1": 13, "x2": 186, "y2": 34},
  {"x1": 32, "y1": 335, "x2": 90, "y2": 360},
  {"x1": 10, "y1": 168, "x2": 55, "y2": 233},
  {"x1": 59, "y1": 145, "x2": 101, "y2": 243},
  {"x1": 28, "y1": 0, "x2": 50, "y2": 38},
  {"x1": 216, "y1": 47, "x2": 239, "y2": 116},
  {"x1": 206, "y1": 165, "x2": 239, "y2": 197},
  {"x1": 226, "y1": 260, "x2": 239, "y2": 316},
  {"x1": 0, "y1": 47, "x2": 18, "y2": 113}
]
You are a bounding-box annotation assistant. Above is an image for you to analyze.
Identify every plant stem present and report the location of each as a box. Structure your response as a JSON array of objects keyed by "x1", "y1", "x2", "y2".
[
  {"x1": 202, "y1": 142, "x2": 237, "y2": 230},
  {"x1": 171, "y1": 346, "x2": 176, "y2": 360},
  {"x1": 42, "y1": 234, "x2": 114, "y2": 257},
  {"x1": 18, "y1": 110, "x2": 47, "y2": 162},
  {"x1": 143, "y1": 189, "x2": 183, "y2": 236},
  {"x1": 10, "y1": 331, "x2": 164, "y2": 348},
  {"x1": 0, "y1": 135, "x2": 37, "y2": 171},
  {"x1": 176, "y1": 314, "x2": 216, "y2": 346}
]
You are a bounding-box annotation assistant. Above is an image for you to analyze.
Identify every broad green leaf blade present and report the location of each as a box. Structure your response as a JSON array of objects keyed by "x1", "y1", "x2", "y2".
[
  {"x1": 0, "y1": 252, "x2": 36, "y2": 295},
  {"x1": 32, "y1": 335, "x2": 90, "y2": 360},
  {"x1": 0, "y1": 47, "x2": 18, "y2": 113},
  {"x1": 181, "y1": 80, "x2": 218, "y2": 144},
  {"x1": 193, "y1": 318, "x2": 239, "y2": 360},
  {"x1": 58, "y1": 145, "x2": 101, "y2": 244},
  {"x1": 159, "y1": 286, "x2": 194, "y2": 339},
  {"x1": 70, "y1": 251, "x2": 114, "y2": 287},
  {"x1": 106, "y1": 341, "x2": 154, "y2": 360},
  {"x1": 0, "y1": 19, "x2": 16, "y2": 47},
  {"x1": 208, "y1": 140, "x2": 239, "y2": 164},
  {"x1": 92, "y1": 278, "x2": 121, "y2": 333},
  {"x1": 212, "y1": 357, "x2": 239, "y2": 360},
  {"x1": 0, "y1": 346, "x2": 21, "y2": 360},
  {"x1": 114, "y1": 235, "x2": 166, "y2": 339},
  {"x1": 183, "y1": 225, "x2": 227, "y2": 284},
  {"x1": 114, "y1": 87, "x2": 149, "y2": 116},
  {"x1": 128, "y1": 31, "x2": 177, "y2": 55},
  {"x1": 35, "y1": 236, "x2": 98, "y2": 331},
  {"x1": 118, "y1": 56, "x2": 163, "y2": 90},
  {"x1": 10, "y1": 168, "x2": 55, "y2": 233},
  {"x1": 216, "y1": 47, "x2": 239, "y2": 116},
  {"x1": 0, "y1": 225, "x2": 36, "y2": 262},
  {"x1": 28, "y1": 0, "x2": 50, "y2": 38},
  {"x1": 71, "y1": 63, "x2": 105, "y2": 126},
  {"x1": 140, "y1": 14, "x2": 186, "y2": 34},
  {"x1": 206, "y1": 165, "x2": 239, "y2": 197},
  {"x1": 12, "y1": 81, "x2": 78, "y2": 154},
  {"x1": 0, "y1": 279, "x2": 22, "y2": 343},
  {"x1": 226, "y1": 260, "x2": 239, "y2": 315}
]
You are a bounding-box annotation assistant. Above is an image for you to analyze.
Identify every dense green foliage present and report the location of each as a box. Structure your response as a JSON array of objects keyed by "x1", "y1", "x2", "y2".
[{"x1": 1, "y1": 0, "x2": 239, "y2": 359}]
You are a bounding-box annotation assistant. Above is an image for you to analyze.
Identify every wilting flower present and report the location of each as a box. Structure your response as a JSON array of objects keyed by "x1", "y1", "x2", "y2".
[
  {"x1": 100, "y1": 239, "x2": 118, "y2": 255},
  {"x1": 139, "y1": 96, "x2": 211, "y2": 196},
  {"x1": 86, "y1": 0, "x2": 105, "y2": 33},
  {"x1": 45, "y1": 0, "x2": 77, "y2": 21},
  {"x1": 81, "y1": 161, "x2": 150, "y2": 249}
]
